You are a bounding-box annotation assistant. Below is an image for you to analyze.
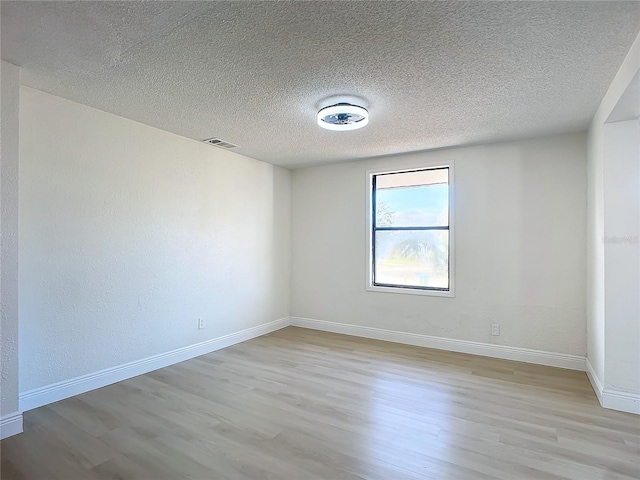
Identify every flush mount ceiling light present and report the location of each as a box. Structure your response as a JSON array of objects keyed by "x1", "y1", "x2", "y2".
[{"x1": 317, "y1": 103, "x2": 369, "y2": 131}]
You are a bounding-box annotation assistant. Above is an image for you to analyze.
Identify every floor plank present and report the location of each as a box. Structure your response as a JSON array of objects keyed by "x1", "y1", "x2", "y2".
[{"x1": 2, "y1": 327, "x2": 639, "y2": 479}]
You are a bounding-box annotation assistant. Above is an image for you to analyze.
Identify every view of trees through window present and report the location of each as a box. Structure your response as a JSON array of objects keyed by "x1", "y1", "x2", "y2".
[{"x1": 372, "y1": 167, "x2": 449, "y2": 290}]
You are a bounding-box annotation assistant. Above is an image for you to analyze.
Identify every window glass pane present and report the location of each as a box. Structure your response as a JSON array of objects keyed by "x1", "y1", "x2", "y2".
[
  {"x1": 375, "y1": 169, "x2": 448, "y2": 228},
  {"x1": 374, "y1": 230, "x2": 449, "y2": 289}
]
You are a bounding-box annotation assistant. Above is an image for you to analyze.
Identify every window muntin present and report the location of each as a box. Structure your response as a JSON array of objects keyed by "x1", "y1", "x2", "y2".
[{"x1": 371, "y1": 167, "x2": 450, "y2": 291}]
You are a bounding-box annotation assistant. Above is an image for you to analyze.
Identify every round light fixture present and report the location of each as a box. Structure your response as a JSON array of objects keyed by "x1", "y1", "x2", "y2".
[{"x1": 317, "y1": 103, "x2": 369, "y2": 131}]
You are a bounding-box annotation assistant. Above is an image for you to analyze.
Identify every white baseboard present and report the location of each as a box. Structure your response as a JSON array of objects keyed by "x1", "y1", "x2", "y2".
[
  {"x1": 19, "y1": 317, "x2": 290, "y2": 412},
  {"x1": 586, "y1": 359, "x2": 640, "y2": 414},
  {"x1": 585, "y1": 358, "x2": 604, "y2": 404},
  {"x1": 290, "y1": 317, "x2": 586, "y2": 371},
  {"x1": 1, "y1": 411, "x2": 23, "y2": 440},
  {"x1": 602, "y1": 389, "x2": 640, "y2": 414},
  {"x1": 17, "y1": 316, "x2": 637, "y2": 417}
]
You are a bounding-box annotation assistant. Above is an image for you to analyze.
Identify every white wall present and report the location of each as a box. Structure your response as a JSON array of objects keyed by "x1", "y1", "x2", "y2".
[
  {"x1": 587, "y1": 117, "x2": 606, "y2": 383},
  {"x1": 19, "y1": 87, "x2": 291, "y2": 392},
  {"x1": 291, "y1": 133, "x2": 587, "y2": 355},
  {"x1": 586, "y1": 31, "x2": 640, "y2": 411},
  {"x1": 1, "y1": 61, "x2": 20, "y2": 417},
  {"x1": 603, "y1": 120, "x2": 639, "y2": 395}
]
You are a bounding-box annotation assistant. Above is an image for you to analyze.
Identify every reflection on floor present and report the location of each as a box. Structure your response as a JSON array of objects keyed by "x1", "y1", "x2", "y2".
[{"x1": 2, "y1": 326, "x2": 638, "y2": 479}]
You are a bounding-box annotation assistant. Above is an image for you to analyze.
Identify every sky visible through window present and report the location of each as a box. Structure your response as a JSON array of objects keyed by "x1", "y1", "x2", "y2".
[{"x1": 377, "y1": 184, "x2": 448, "y2": 226}]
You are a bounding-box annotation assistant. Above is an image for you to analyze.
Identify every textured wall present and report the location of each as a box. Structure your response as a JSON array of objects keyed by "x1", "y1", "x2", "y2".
[
  {"x1": 19, "y1": 87, "x2": 291, "y2": 391},
  {"x1": 291, "y1": 133, "x2": 587, "y2": 355},
  {"x1": 1, "y1": 61, "x2": 20, "y2": 416}
]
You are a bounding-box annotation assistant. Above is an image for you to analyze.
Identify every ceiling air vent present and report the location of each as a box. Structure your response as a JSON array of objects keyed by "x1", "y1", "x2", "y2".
[{"x1": 203, "y1": 137, "x2": 238, "y2": 149}]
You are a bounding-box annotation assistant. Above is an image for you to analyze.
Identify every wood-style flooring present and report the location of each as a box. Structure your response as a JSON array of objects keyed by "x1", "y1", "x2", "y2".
[{"x1": 1, "y1": 327, "x2": 639, "y2": 479}]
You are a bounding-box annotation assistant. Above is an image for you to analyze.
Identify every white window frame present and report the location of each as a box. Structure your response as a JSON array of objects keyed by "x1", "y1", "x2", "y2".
[{"x1": 365, "y1": 160, "x2": 455, "y2": 297}]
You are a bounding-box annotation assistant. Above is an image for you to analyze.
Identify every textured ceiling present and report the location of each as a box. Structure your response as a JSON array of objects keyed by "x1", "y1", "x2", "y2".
[{"x1": 2, "y1": 1, "x2": 640, "y2": 168}]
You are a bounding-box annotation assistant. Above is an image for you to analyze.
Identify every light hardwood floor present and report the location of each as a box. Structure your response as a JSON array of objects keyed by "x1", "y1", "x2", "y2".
[{"x1": 2, "y1": 327, "x2": 639, "y2": 479}]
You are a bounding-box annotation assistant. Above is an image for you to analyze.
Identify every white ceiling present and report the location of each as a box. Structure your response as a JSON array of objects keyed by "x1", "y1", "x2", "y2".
[{"x1": 2, "y1": 1, "x2": 639, "y2": 168}]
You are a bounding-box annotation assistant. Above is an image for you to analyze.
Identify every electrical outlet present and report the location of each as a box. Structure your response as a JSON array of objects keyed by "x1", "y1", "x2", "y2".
[
  {"x1": 491, "y1": 323, "x2": 500, "y2": 336},
  {"x1": 198, "y1": 318, "x2": 205, "y2": 330}
]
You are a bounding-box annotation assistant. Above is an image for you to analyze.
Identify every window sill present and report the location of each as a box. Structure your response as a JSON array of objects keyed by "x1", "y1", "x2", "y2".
[{"x1": 366, "y1": 285, "x2": 455, "y2": 297}]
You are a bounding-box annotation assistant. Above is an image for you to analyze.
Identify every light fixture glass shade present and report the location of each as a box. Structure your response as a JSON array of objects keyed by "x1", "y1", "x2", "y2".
[{"x1": 317, "y1": 104, "x2": 369, "y2": 131}]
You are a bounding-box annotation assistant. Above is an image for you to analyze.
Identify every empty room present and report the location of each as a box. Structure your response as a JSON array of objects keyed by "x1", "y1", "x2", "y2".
[{"x1": 1, "y1": 1, "x2": 639, "y2": 479}]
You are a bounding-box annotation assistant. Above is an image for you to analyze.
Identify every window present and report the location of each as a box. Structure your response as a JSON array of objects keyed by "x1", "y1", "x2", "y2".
[{"x1": 367, "y1": 163, "x2": 454, "y2": 296}]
